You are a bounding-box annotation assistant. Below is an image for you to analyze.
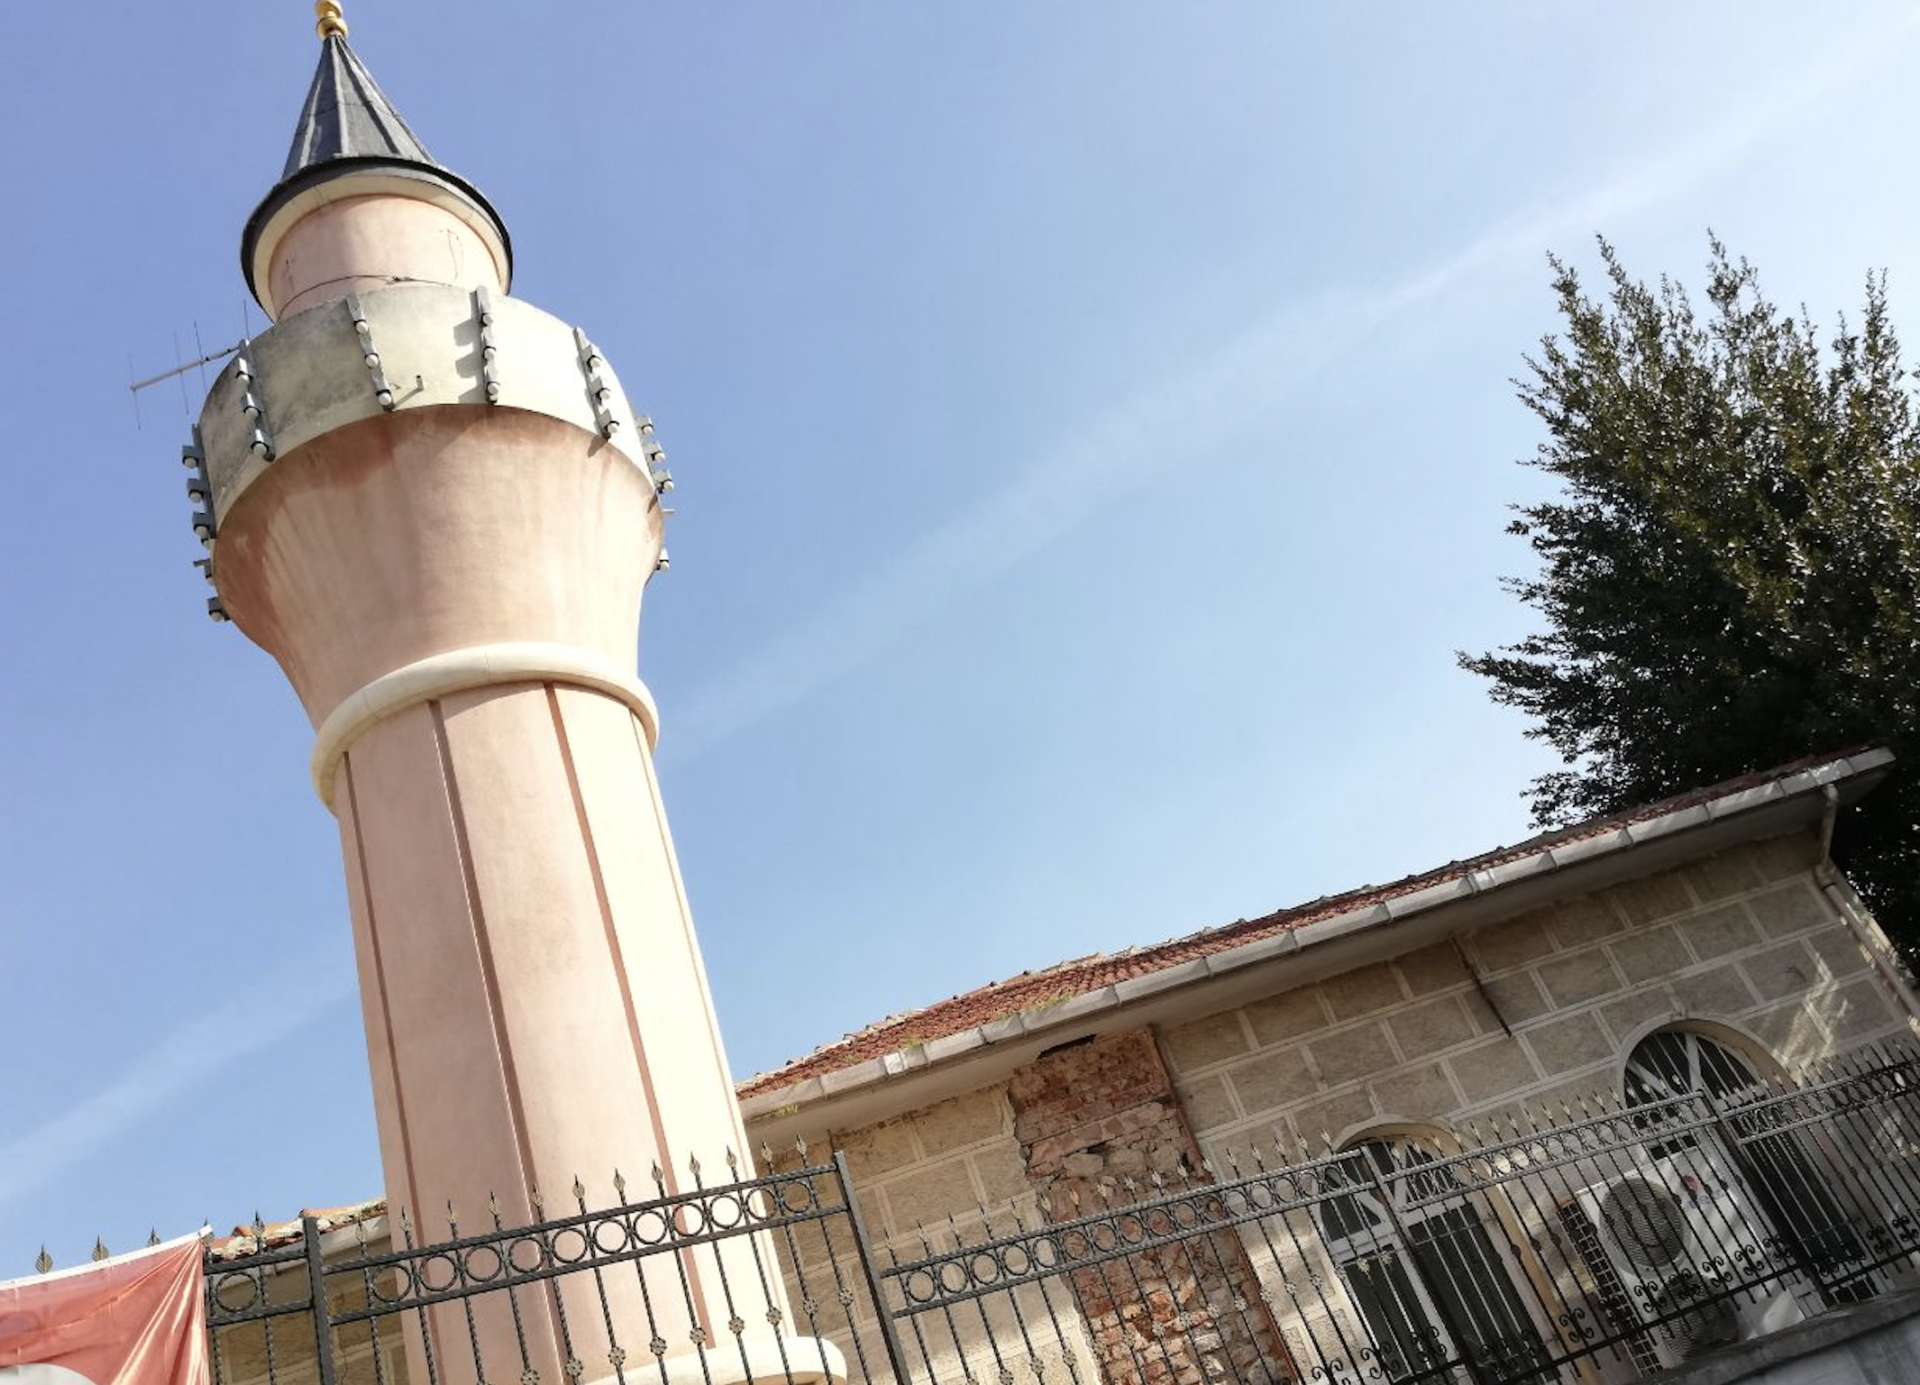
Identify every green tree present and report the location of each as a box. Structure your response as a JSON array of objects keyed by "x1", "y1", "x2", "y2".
[{"x1": 1462, "y1": 238, "x2": 1920, "y2": 951}]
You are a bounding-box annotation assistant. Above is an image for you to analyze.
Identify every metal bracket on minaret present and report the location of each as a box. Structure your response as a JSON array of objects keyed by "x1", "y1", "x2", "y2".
[
  {"x1": 345, "y1": 294, "x2": 396, "y2": 411},
  {"x1": 573, "y1": 326, "x2": 620, "y2": 439},
  {"x1": 182, "y1": 427, "x2": 228, "y2": 623},
  {"x1": 638, "y1": 416, "x2": 672, "y2": 494},
  {"x1": 474, "y1": 287, "x2": 501, "y2": 404},
  {"x1": 234, "y1": 347, "x2": 277, "y2": 460}
]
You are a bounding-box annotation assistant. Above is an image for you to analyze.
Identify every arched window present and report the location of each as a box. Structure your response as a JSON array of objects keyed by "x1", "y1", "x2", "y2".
[
  {"x1": 1622, "y1": 1027, "x2": 1864, "y2": 1300},
  {"x1": 1317, "y1": 1131, "x2": 1548, "y2": 1381},
  {"x1": 1623, "y1": 1029, "x2": 1764, "y2": 1108}
]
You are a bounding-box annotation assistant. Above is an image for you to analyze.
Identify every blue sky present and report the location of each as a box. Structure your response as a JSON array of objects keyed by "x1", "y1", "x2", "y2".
[{"x1": 4, "y1": 2, "x2": 1919, "y2": 1271}]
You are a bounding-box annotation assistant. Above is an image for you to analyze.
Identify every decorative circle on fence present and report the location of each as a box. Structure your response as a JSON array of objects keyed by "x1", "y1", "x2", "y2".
[
  {"x1": 592, "y1": 1218, "x2": 627, "y2": 1256},
  {"x1": 463, "y1": 1243, "x2": 504, "y2": 1283},
  {"x1": 507, "y1": 1234, "x2": 546, "y2": 1276},
  {"x1": 672, "y1": 1202, "x2": 708, "y2": 1238},
  {"x1": 776, "y1": 1180, "x2": 817, "y2": 1216},
  {"x1": 212, "y1": 1270, "x2": 266, "y2": 1315},
  {"x1": 417, "y1": 1252, "x2": 461, "y2": 1294}
]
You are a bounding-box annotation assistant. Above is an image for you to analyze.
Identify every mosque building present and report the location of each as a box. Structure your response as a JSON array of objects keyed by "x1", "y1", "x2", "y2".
[{"x1": 164, "y1": 10, "x2": 1920, "y2": 1385}]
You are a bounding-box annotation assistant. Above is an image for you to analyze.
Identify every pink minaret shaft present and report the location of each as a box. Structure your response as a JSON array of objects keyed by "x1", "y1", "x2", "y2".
[{"x1": 189, "y1": 11, "x2": 819, "y2": 1383}]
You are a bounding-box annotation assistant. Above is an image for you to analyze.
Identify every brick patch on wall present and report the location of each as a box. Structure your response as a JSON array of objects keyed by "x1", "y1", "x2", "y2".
[{"x1": 1009, "y1": 1030, "x2": 1296, "y2": 1385}]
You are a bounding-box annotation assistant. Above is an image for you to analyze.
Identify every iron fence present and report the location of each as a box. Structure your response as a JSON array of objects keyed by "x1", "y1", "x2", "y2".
[{"x1": 194, "y1": 1043, "x2": 1920, "y2": 1385}]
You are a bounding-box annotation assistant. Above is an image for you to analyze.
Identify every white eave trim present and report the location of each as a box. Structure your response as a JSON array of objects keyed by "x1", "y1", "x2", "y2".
[{"x1": 737, "y1": 748, "x2": 1895, "y2": 1123}]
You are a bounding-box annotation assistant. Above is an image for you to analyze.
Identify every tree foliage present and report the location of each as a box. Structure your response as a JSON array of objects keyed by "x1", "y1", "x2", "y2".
[{"x1": 1462, "y1": 238, "x2": 1920, "y2": 949}]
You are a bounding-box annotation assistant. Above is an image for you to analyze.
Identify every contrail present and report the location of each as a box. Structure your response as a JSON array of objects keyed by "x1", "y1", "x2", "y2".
[{"x1": 666, "y1": 11, "x2": 1918, "y2": 763}]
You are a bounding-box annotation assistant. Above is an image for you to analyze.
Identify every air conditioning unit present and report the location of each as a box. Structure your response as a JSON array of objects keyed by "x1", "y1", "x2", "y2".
[{"x1": 1558, "y1": 1149, "x2": 1809, "y2": 1373}]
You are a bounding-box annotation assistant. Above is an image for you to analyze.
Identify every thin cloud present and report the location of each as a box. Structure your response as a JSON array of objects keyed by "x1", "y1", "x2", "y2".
[
  {"x1": 668, "y1": 14, "x2": 1917, "y2": 763},
  {"x1": 0, "y1": 948, "x2": 355, "y2": 1214}
]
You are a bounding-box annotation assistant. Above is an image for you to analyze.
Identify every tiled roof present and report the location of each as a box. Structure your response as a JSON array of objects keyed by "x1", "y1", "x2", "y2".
[
  {"x1": 186, "y1": 748, "x2": 1884, "y2": 1244},
  {"x1": 205, "y1": 1198, "x2": 386, "y2": 1261},
  {"x1": 736, "y1": 749, "x2": 1879, "y2": 1098}
]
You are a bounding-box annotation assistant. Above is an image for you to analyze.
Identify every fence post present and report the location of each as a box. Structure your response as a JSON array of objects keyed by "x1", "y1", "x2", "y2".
[
  {"x1": 833, "y1": 1150, "x2": 915, "y2": 1385},
  {"x1": 301, "y1": 1215, "x2": 340, "y2": 1385}
]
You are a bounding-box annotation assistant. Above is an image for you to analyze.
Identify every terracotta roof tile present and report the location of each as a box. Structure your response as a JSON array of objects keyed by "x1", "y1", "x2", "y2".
[
  {"x1": 194, "y1": 750, "x2": 1884, "y2": 1235},
  {"x1": 736, "y1": 749, "x2": 1876, "y2": 1098},
  {"x1": 205, "y1": 1198, "x2": 387, "y2": 1261}
]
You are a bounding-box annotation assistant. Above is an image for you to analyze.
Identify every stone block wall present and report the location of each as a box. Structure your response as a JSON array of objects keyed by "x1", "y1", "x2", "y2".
[
  {"x1": 806, "y1": 1084, "x2": 1099, "y2": 1385},
  {"x1": 1148, "y1": 836, "x2": 1913, "y2": 1383},
  {"x1": 749, "y1": 834, "x2": 1913, "y2": 1385},
  {"x1": 1161, "y1": 835, "x2": 1908, "y2": 1160}
]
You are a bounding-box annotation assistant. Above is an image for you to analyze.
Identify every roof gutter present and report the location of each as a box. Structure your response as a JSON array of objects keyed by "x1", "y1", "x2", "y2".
[
  {"x1": 740, "y1": 748, "x2": 1896, "y2": 1134},
  {"x1": 1812, "y1": 782, "x2": 1920, "y2": 1028}
]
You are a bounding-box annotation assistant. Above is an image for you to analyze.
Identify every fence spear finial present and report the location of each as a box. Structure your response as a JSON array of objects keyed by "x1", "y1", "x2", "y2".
[
  {"x1": 91, "y1": 1237, "x2": 109, "y2": 1263},
  {"x1": 147, "y1": 1229, "x2": 161, "y2": 1248},
  {"x1": 34, "y1": 1246, "x2": 52, "y2": 1274}
]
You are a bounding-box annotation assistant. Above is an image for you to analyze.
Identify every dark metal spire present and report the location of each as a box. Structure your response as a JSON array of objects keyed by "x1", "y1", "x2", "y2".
[
  {"x1": 281, "y1": 34, "x2": 436, "y2": 179},
  {"x1": 240, "y1": 29, "x2": 511, "y2": 304}
]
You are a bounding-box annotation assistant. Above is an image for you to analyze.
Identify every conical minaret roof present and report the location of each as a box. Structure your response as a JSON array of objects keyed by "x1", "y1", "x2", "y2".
[
  {"x1": 280, "y1": 31, "x2": 438, "y2": 175},
  {"x1": 240, "y1": 21, "x2": 511, "y2": 304}
]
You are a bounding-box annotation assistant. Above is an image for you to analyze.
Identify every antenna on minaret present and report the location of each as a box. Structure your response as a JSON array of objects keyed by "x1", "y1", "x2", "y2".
[{"x1": 127, "y1": 339, "x2": 245, "y2": 404}]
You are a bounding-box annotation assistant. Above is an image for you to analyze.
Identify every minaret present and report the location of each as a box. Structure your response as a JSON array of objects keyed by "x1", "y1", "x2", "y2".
[{"x1": 189, "y1": 7, "x2": 824, "y2": 1381}]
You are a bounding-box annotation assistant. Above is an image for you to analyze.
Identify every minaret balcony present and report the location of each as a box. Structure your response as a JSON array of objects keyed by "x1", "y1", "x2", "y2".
[{"x1": 195, "y1": 281, "x2": 649, "y2": 528}]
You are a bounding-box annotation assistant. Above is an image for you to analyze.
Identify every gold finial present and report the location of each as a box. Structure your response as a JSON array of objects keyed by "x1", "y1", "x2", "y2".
[{"x1": 315, "y1": 2, "x2": 349, "y2": 40}]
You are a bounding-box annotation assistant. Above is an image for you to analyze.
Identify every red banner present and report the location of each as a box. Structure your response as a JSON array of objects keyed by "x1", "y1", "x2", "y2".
[{"x1": 0, "y1": 1235, "x2": 207, "y2": 1385}]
